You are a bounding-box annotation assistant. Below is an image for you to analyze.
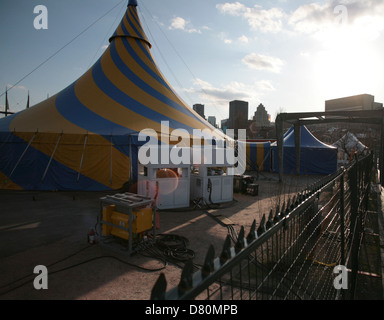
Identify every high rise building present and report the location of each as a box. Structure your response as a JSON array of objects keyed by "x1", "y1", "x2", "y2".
[
  {"x1": 208, "y1": 116, "x2": 216, "y2": 127},
  {"x1": 193, "y1": 103, "x2": 205, "y2": 119},
  {"x1": 221, "y1": 119, "x2": 228, "y2": 133},
  {"x1": 252, "y1": 103, "x2": 271, "y2": 127},
  {"x1": 228, "y1": 100, "x2": 248, "y2": 135},
  {"x1": 325, "y1": 94, "x2": 383, "y2": 112}
]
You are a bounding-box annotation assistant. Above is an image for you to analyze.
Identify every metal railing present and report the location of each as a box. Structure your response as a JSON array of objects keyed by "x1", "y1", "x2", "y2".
[{"x1": 151, "y1": 152, "x2": 374, "y2": 300}]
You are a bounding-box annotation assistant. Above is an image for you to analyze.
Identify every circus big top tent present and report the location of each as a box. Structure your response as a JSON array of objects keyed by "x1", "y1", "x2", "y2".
[{"x1": 0, "y1": 0, "x2": 228, "y2": 191}]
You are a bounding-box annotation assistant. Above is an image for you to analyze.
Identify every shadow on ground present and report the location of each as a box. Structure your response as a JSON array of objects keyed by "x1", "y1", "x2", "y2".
[{"x1": 0, "y1": 172, "x2": 381, "y2": 300}]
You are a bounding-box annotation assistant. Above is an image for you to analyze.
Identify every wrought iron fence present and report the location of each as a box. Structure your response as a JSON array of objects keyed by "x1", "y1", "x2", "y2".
[{"x1": 151, "y1": 152, "x2": 374, "y2": 300}]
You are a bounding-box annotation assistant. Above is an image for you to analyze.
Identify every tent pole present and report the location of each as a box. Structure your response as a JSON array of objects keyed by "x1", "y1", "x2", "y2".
[
  {"x1": 77, "y1": 133, "x2": 88, "y2": 183},
  {"x1": 129, "y1": 134, "x2": 133, "y2": 181},
  {"x1": 276, "y1": 114, "x2": 284, "y2": 183},
  {"x1": 380, "y1": 117, "x2": 384, "y2": 186},
  {"x1": 110, "y1": 135, "x2": 113, "y2": 186},
  {"x1": 41, "y1": 132, "x2": 63, "y2": 183},
  {"x1": 9, "y1": 131, "x2": 37, "y2": 178},
  {"x1": 294, "y1": 123, "x2": 301, "y2": 175}
]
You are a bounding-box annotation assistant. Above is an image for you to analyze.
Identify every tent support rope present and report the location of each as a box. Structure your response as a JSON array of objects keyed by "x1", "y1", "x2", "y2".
[
  {"x1": 41, "y1": 132, "x2": 63, "y2": 183},
  {"x1": 129, "y1": 134, "x2": 133, "y2": 181},
  {"x1": 9, "y1": 131, "x2": 37, "y2": 178},
  {"x1": 77, "y1": 133, "x2": 88, "y2": 183}
]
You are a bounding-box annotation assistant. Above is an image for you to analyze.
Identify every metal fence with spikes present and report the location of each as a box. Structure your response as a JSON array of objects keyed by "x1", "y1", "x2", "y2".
[{"x1": 151, "y1": 152, "x2": 375, "y2": 300}]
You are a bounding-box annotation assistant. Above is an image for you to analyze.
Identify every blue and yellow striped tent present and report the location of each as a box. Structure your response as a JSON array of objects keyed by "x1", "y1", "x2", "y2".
[
  {"x1": 245, "y1": 142, "x2": 271, "y2": 172},
  {"x1": 0, "y1": 0, "x2": 225, "y2": 191}
]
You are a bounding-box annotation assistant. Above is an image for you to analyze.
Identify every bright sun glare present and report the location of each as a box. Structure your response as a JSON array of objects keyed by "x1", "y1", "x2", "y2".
[{"x1": 313, "y1": 22, "x2": 381, "y2": 100}]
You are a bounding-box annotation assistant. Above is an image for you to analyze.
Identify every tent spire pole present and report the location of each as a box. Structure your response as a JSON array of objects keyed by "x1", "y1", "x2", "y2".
[
  {"x1": 128, "y1": 0, "x2": 138, "y2": 7},
  {"x1": 5, "y1": 87, "x2": 9, "y2": 117}
]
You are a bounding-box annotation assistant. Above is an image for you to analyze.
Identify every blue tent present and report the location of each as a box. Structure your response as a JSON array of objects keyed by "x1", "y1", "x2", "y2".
[{"x1": 272, "y1": 126, "x2": 337, "y2": 175}]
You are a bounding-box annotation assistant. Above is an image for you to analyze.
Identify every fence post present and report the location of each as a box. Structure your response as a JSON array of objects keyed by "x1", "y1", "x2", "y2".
[
  {"x1": 348, "y1": 160, "x2": 359, "y2": 300},
  {"x1": 339, "y1": 169, "x2": 345, "y2": 268},
  {"x1": 337, "y1": 169, "x2": 347, "y2": 300}
]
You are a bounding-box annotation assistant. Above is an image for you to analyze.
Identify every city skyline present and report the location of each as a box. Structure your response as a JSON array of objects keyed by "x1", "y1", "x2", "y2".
[{"x1": 1, "y1": 0, "x2": 384, "y2": 124}]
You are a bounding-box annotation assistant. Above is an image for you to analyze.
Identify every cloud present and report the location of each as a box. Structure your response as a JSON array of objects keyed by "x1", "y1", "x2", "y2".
[
  {"x1": 217, "y1": 31, "x2": 250, "y2": 45},
  {"x1": 152, "y1": 15, "x2": 165, "y2": 27},
  {"x1": 255, "y1": 80, "x2": 275, "y2": 91},
  {"x1": 242, "y1": 53, "x2": 284, "y2": 73},
  {"x1": 169, "y1": 17, "x2": 187, "y2": 30},
  {"x1": 288, "y1": 0, "x2": 384, "y2": 39},
  {"x1": 216, "y1": 1, "x2": 384, "y2": 40},
  {"x1": 238, "y1": 35, "x2": 249, "y2": 43},
  {"x1": 217, "y1": 32, "x2": 232, "y2": 44},
  {"x1": 186, "y1": 79, "x2": 248, "y2": 105},
  {"x1": 216, "y1": 2, "x2": 246, "y2": 16},
  {"x1": 169, "y1": 16, "x2": 202, "y2": 34},
  {"x1": 288, "y1": 3, "x2": 328, "y2": 34},
  {"x1": 217, "y1": 2, "x2": 285, "y2": 33},
  {"x1": 185, "y1": 78, "x2": 275, "y2": 109},
  {"x1": 7, "y1": 84, "x2": 27, "y2": 91}
]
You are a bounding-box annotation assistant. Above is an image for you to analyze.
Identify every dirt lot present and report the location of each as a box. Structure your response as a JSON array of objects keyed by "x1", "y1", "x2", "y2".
[{"x1": 0, "y1": 172, "x2": 382, "y2": 300}]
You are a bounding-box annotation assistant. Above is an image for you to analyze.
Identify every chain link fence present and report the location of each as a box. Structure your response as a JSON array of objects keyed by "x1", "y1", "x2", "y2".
[{"x1": 151, "y1": 152, "x2": 375, "y2": 300}]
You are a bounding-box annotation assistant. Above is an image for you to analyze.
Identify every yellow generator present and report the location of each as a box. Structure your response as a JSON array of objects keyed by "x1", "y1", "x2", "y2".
[
  {"x1": 102, "y1": 205, "x2": 153, "y2": 240},
  {"x1": 99, "y1": 193, "x2": 156, "y2": 255}
]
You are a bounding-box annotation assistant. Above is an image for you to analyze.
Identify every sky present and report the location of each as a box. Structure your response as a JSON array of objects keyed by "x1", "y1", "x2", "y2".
[{"x1": 1, "y1": 0, "x2": 384, "y2": 125}]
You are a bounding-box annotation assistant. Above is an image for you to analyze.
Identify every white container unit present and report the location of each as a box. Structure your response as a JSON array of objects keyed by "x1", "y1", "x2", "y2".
[
  {"x1": 137, "y1": 146, "x2": 190, "y2": 210},
  {"x1": 190, "y1": 147, "x2": 234, "y2": 204}
]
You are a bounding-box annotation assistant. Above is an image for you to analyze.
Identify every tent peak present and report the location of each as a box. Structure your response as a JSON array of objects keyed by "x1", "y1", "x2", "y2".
[{"x1": 109, "y1": 0, "x2": 151, "y2": 48}]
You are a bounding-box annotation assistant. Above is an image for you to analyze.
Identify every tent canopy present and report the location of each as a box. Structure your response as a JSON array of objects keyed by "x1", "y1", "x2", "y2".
[
  {"x1": 0, "y1": 0, "x2": 226, "y2": 191},
  {"x1": 333, "y1": 132, "x2": 367, "y2": 153},
  {"x1": 272, "y1": 126, "x2": 337, "y2": 175}
]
